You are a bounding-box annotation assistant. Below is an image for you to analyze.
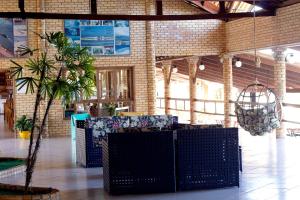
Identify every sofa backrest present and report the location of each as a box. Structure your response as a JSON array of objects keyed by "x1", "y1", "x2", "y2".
[{"x1": 85, "y1": 115, "x2": 178, "y2": 146}]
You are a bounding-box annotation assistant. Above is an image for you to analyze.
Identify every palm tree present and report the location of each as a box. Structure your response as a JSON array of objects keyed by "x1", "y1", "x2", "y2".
[{"x1": 10, "y1": 32, "x2": 96, "y2": 192}]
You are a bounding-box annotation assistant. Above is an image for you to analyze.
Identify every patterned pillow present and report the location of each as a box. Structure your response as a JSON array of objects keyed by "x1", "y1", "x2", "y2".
[
  {"x1": 91, "y1": 117, "x2": 113, "y2": 138},
  {"x1": 112, "y1": 116, "x2": 130, "y2": 129},
  {"x1": 129, "y1": 116, "x2": 149, "y2": 128},
  {"x1": 148, "y1": 115, "x2": 172, "y2": 128}
]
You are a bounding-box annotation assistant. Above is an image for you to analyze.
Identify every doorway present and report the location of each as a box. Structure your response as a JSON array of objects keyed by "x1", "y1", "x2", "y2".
[
  {"x1": 0, "y1": 69, "x2": 14, "y2": 138},
  {"x1": 74, "y1": 67, "x2": 134, "y2": 117}
]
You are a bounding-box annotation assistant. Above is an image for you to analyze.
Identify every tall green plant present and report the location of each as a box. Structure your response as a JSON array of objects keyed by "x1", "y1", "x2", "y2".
[{"x1": 10, "y1": 32, "x2": 95, "y2": 192}]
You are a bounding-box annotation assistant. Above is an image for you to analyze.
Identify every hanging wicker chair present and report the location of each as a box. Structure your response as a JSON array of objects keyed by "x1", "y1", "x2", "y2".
[{"x1": 235, "y1": 83, "x2": 282, "y2": 136}]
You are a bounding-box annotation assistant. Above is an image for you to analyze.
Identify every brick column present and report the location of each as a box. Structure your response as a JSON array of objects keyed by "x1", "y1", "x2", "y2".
[
  {"x1": 145, "y1": 0, "x2": 156, "y2": 115},
  {"x1": 162, "y1": 61, "x2": 172, "y2": 115},
  {"x1": 187, "y1": 57, "x2": 199, "y2": 124},
  {"x1": 222, "y1": 54, "x2": 233, "y2": 128},
  {"x1": 273, "y1": 47, "x2": 286, "y2": 138}
]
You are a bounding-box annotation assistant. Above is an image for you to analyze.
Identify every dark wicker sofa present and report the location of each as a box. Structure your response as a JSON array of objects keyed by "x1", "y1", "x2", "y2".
[{"x1": 102, "y1": 127, "x2": 239, "y2": 195}]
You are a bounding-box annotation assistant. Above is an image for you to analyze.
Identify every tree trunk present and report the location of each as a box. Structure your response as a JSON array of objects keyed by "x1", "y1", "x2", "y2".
[
  {"x1": 24, "y1": 68, "x2": 46, "y2": 192},
  {"x1": 24, "y1": 67, "x2": 63, "y2": 192}
]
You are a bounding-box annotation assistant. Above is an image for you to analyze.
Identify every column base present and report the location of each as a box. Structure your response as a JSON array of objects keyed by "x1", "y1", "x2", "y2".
[{"x1": 276, "y1": 129, "x2": 286, "y2": 139}]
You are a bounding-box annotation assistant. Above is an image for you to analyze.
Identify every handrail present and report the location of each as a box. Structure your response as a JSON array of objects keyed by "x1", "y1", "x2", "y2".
[
  {"x1": 157, "y1": 97, "x2": 190, "y2": 101},
  {"x1": 158, "y1": 97, "x2": 300, "y2": 108},
  {"x1": 157, "y1": 97, "x2": 300, "y2": 125},
  {"x1": 195, "y1": 98, "x2": 225, "y2": 103},
  {"x1": 282, "y1": 119, "x2": 300, "y2": 125},
  {"x1": 282, "y1": 102, "x2": 300, "y2": 109},
  {"x1": 80, "y1": 99, "x2": 133, "y2": 104}
]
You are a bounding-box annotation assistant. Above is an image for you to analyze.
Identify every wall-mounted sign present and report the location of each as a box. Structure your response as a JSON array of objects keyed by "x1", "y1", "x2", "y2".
[
  {"x1": 0, "y1": 18, "x2": 28, "y2": 58},
  {"x1": 64, "y1": 20, "x2": 130, "y2": 56}
]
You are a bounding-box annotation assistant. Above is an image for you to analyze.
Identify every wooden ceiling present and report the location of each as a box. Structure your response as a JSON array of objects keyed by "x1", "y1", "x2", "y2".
[
  {"x1": 184, "y1": 0, "x2": 300, "y2": 14},
  {"x1": 157, "y1": 54, "x2": 300, "y2": 92},
  {"x1": 3, "y1": 0, "x2": 300, "y2": 21}
]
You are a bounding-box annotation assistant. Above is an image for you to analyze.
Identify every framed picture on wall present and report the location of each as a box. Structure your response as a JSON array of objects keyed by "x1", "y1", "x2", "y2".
[
  {"x1": 0, "y1": 18, "x2": 28, "y2": 58},
  {"x1": 64, "y1": 20, "x2": 130, "y2": 56}
]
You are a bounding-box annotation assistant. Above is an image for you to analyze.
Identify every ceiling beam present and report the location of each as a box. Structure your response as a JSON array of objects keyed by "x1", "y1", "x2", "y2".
[
  {"x1": 219, "y1": 1, "x2": 226, "y2": 13},
  {"x1": 156, "y1": 0, "x2": 163, "y2": 15},
  {"x1": 237, "y1": 54, "x2": 300, "y2": 74},
  {"x1": 0, "y1": 10, "x2": 275, "y2": 21},
  {"x1": 285, "y1": 88, "x2": 300, "y2": 93},
  {"x1": 202, "y1": 56, "x2": 300, "y2": 88},
  {"x1": 158, "y1": 60, "x2": 296, "y2": 90},
  {"x1": 201, "y1": 58, "x2": 274, "y2": 85},
  {"x1": 156, "y1": 56, "x2": 190, "y2": 62},
  {"x1": 90, "y1": 0, "x2": 97, "y2": 15},
  {"x1": 218, "y1": 1, "x2": 228, "y2": 21},
  {"x1": 18, "y1": 0, "x2": 25, "y2": 13},
  {"x1": 179, "y1": 59, "x2": 260, "y2": 87}
]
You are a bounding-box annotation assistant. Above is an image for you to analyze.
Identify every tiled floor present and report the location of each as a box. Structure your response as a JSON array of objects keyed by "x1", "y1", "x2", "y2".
[{"x1": 1, "y1": 125, "x2": 300, "y2": 199}]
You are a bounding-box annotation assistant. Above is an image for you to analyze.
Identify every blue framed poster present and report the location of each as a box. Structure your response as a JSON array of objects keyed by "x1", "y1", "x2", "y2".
[
  {"x1": 0, "y1": 18, "x2": 27, "y2": 58},
  {"x1": 64, "y1": 20, "x2": 130, "y2": 56}
]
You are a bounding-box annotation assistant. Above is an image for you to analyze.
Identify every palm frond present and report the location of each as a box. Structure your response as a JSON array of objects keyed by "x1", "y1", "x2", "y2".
[
  {"x1": 40, "y1": 53, "x2": 56, "y2": 73},
  {"x1": 10, "y1": 60, "x2": 24, "y2": 78},
  {"x1": 16, "y1": 77, "x2": 38, "y2": 94},
  {"x1": 16, "y1": 45, "x2": 38, "y2": 56},
  {"x1": 40, "y1": 77, "x2": 52, "y2": 98},
  {"x1": 26, "y1": 58, "x2": 41, "y2": 75}
]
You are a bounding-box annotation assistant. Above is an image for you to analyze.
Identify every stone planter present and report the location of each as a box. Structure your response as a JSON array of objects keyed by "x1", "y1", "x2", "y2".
[
  {"x1": 0, "y1": 158, "x2": 25, "y2": 179},
  {"x1": 0, "y1": 183, "x2": 59, "y2": 200}
]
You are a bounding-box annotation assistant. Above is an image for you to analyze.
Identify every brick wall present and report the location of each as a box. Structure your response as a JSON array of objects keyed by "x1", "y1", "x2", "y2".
[
  {"x1": 0, "y1": 1, "x2": 39, "y2": 137},
  {"x1": 44, "y1": 0, "x2": 150, "y2": 136},
  {"x1": 156, "y1": 19, "x2": 225, "y2": 56},
  {"x1": 0, "y1": 0, "x2": 150, "y2": 136},
  {"x1": 226, "y1": 3, "x2": 300, "y2": 52},
  {"x1": 154, "y1": 0, "x2": 225, "y2": 56},
  {"x1": 156, "y1": 0, "x2": 225, "y2": 56}
]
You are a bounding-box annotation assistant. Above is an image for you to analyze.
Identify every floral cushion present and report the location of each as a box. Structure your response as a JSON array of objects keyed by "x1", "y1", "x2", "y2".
[
  {"x1": 148, "y1": 115, "x2": 173, "y2": 128},
  {"x1": 90, "y1": 117, "x2": 113, "y2": 138},
  {"x1": 88, "y1": 115, "x2": 177, "y2": 147},
  {"x1": 112, "y1": 116, "x2": 130, "y2": 129},
  {"x1": 130, "y1": 116, "x2": 149, "y2": 128}
]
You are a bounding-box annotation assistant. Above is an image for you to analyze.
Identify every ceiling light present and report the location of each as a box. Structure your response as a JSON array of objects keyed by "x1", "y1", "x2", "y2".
[
  {"x1": 172, "y1": 66, "x2": 178, "y2": 73},
  {"x1": 199, "y1": 63, "x2": 205, "y2": 71},
  {"x1": 235, "y1": 59, "x2": 242, "y2": 68},
  {"x1": 286, "y1": 53, "x2": 296, "y2": 64},
  {"x1": 219, "y1": 57, "x2": 224, "y2": 63}
]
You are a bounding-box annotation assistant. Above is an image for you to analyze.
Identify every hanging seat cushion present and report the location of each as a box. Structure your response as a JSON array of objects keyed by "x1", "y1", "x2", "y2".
[{"x1": 235, "y1": 102, "x2": 280, "y2": 135}]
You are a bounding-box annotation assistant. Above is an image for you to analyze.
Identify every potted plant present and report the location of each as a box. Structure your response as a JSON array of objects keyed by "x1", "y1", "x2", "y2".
[
  {"x1": 15, "y1": 115, "x2": 33, "y2": 139},
  {"x1": 103, "y1": 102, "x2": 117, "y2": 116},
  {"x1": 1, "y1": 32, "x2": 95, "y2": 199}
]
